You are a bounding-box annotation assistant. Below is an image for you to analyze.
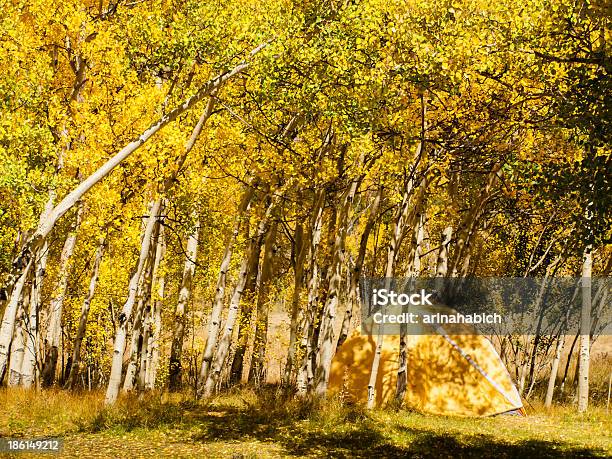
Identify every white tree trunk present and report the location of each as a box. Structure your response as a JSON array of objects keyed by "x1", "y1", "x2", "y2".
[
  {"x1": 436, "y1": 226, "x2": 453, "y2": 277},
  {"x1": 204, "y1": 229, "x2": 259, "y2": 395},
  {"x1": 8, "y1": 305, "x2": 26, "y2": 387},
  {"x1": 42, "y1": 58, "x2": 261, "y2": 241},
  {"x1": 169, "y1": 217, "x2": 200, "y2": 390},
  {"x1": 411, "y1": 213, "x2": 425, "y2": 276},
  {"x1": 366, "y1": 171, "x2": 417, "y2": 407},
  {"x1": 3, "y1": 45, "x2": 266, "y2": 385},
  {"x1": 41, "y1": 200, "x2": 84, "y2": 386},
  {"x1": 296, "y1": 191, "x2": 325, "y2": 395},
  {"x1": 66, "y1": 236, "x2": 106, "y2": 389},
  {"x1": 228, "y1": 225, "x2": 264, "y2": 385},
  {"x1": 146, "y1": 224, "x2": 166, "y2": 390},
  {"x1": 1, "y1": 48, "x2": 87, "y2": 386},
  {"x1": 20, "y1": 197, "x2": 55, "y2": 389},
  {"x1": 123, "y1": 205, "x2": 161, "y2": 393},
  {"x1": 0, "y1": 258, "x2": 32, "y2": 380},
  {"x1": 248, "y1": 218, "x2": 279, "y2": 385},
  {"x1": 123, "y1": 296, "x2": 146, "y2": 392},
  {"x1": 578, "y1": 247, "x2": 592, "y2": 412},
  {"x1": 105, "y1": 199, "x2": 161, "y2": 404},
  {"x1": 396, "y1": 211, "x2": 427, "y2": 402},
  {"x1": 207, "y1": 196, "x2": 280, "y2": 395},
  {"x1": 449, "y1": 164, "x2": 501, "y2": 277},
  {"x1": 544, "y1": 336, "x2": 564, "y2": 408},
  {"x1": 198, "y1": 184, "x2": 256, "y2": 393},
  {"x1": 283, "y1": 221, "x2": 307, "y2": 386},
  {"x1": 337, "y1": 187, "x2": 382, "y2": 349},
  {"x1": 367, "y1": 337, "x2": 384, "y2": 409},
  {"x1": 138, "y1": 211, "x2": 169, "y2": 394},
  {"x1": 315, "y1": 173, "x2": 361, "y2": 396},
  {"x1": 137, "y1": 305, "x2": 152, "y2": 392},
  {"x1": 20, "y1": 272, "x2": 41, "y2": 388}
]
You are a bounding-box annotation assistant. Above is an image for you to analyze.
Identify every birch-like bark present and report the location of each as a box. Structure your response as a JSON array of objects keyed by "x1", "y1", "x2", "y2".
[
  {"x1": 146, "y1": 224, "x2": 166, "y2": 389},
  {"x1": 228, "y1": 231, "x2": 264, "y2": 385},
  {"x1": 402, "y1": 175, "x2": 429, "y2": 277},
  {"x1": 367, "y1": 320, "x2": 384, "y2": 408},
  {"x1": 41, "y1": 200, "x2": 84, "y2": 387},
  {"x1": 394, "y1": 167, "x2": 431, "y2": 403},
  {"x1": 137, "y1": 304, "x2": 152, "y2": 392},
  {"x1": 367, "y1": 215, "x2": 403, "y2": 408},
  {"x1": 366, "y1": 174, "x2": 417, "y2": 408},
  {"x1": 105, "y1": 199, "x2": 162, "y2": 404},
  {"x1": 0, "y1": 259, "x2": 32, "y2": 379},
  {"x1": 436, "y1": 227, "x2": 453, "y2": 278},
  {"x1": 282, "y1": 221, "x2": 307, "y2": 386},
  {"x1": 65, "y1": 236, "x2": 106, "y2": 389},
  {"x1": 122, "y1": 296, "x2": 146, "y2": 392},
  {"x1": 8, "y1": 305, "x2": 26, "y2": 387},
  {"x1": 169, "y1": 218, "x2": 200, "y2": 390},
  {"x1": 315, "y1": 170, "x2": 361, "y2": 396},
  {"x1": 123, "y1": 212, "x2": 160, "y2": 393},
  {"x1": 248, "y1": 219, "x2": 279, "y2": 385},
  {"x1": 306, "y1": 207, "x2": 337, "y2": 393},
  {"x1": 449, "y1": 164, "x2": 501, "y2": 277},
  {"x1": 20, "y1": 262, "x2": 42, "y2": 388},
  {"x1": 198, "y1": 183, "x2": 256, "y2": 393},
  {"x1": 385, "y1": 194, "x2": 411, "y2": 279},
  {"x1": 5, "y1": 43, "x2": 268, "y2": 311},
  {"x1": 337, "y1": 187, "x2": 382, "y2": 349},
  {"x1": 544, "y1": 336, "x2": 564, "y2": 408},
  {"x1": 396, "y1": 212, "x2": 426, "y2": 402},
  {"x1": 39, "y1": 46, "x2": 264, "y2": 241},
  {"x1": 409, "y1": 213, "x2": 425, "y2": 276},
  {"x1": 223, "y1": 119, "x2": 301, "y2": 386},
  {"x1": 578, "y1": 246, "x2": 592, "y2": 412},
  {"x1": 297, "y1": 191, "x2": 325, "y2": 394},
  {"x1": 204, "y1": 250, "x2": 252, "y2": 395},
  {"x1": 205, "y1": 200, "x2": 276, "y2": 395},
  {"x1": 18, "y1": 41, "x2": 90, "y2": 387},
  {"x1": 560, "y1": 331, "x2": 579, "y2": 395},
  {"x1": 106, "y1": 79, "x2": 222, "y2": 404},
  {"x1": 20, "y1": 200, "x2": 55, "y2": 389},
  {"x1": 543, "y1": 281, "x2": 578, "y2": 406}
]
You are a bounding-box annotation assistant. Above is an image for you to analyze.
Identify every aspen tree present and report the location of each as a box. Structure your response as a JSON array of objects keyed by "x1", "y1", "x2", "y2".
[
  {"x1": 206, "y1": 194, "x2": 282, "y2": 394},
  {"x1": 169, "y1": 217, "x2": 200, "y2": 390},
  {"x1": 65, "y1": 237, "x2": 106, "y2": 389},
  {"x1": 41, "y1": 201, "x2": 84, "y2": 387},
  {"x1": 198, "y1": 183, "x2": 257, "y2": 394},
  {"x1": 578, "y1": 246, "x2": 592, "y2": 412}
]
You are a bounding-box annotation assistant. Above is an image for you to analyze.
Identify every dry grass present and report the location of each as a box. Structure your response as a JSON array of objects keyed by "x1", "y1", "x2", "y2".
[{"x1": 1, "y1": 387, "x2": 610, "y2": 458}]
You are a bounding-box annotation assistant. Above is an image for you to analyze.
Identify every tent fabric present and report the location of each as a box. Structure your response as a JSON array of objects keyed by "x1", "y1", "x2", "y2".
[{"x1": 328, "y1": 332, "x2": 524, "y2": 417}]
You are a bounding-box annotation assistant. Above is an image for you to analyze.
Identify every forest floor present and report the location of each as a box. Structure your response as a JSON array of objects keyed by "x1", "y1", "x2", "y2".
[{"x1": 1, "y1": 388, "x2": 610, "y2": 458}]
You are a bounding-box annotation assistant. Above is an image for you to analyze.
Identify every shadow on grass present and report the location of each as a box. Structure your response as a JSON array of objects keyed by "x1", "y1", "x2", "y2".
[
  {"x1": 194, "y1": 413, "x2": 604, "y2": 458},
  {"x1": 83, "y1": 388, "x2": 607, "y2": 458}
]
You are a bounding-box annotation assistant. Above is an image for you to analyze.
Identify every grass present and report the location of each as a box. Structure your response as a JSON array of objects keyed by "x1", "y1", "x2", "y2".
[{"x1": 1, "y1": 387, "x2": 610, "y2": 458}]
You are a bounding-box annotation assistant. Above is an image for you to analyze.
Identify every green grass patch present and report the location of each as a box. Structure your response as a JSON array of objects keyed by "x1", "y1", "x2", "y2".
[{"x1": 1, "y1": 387, "x2": 610, "y2": 458}]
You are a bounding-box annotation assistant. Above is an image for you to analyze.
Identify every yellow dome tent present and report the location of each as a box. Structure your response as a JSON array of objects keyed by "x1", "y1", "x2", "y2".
[{"x1": 329, "y1": 329, "x2": 524, "y2": 417}]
